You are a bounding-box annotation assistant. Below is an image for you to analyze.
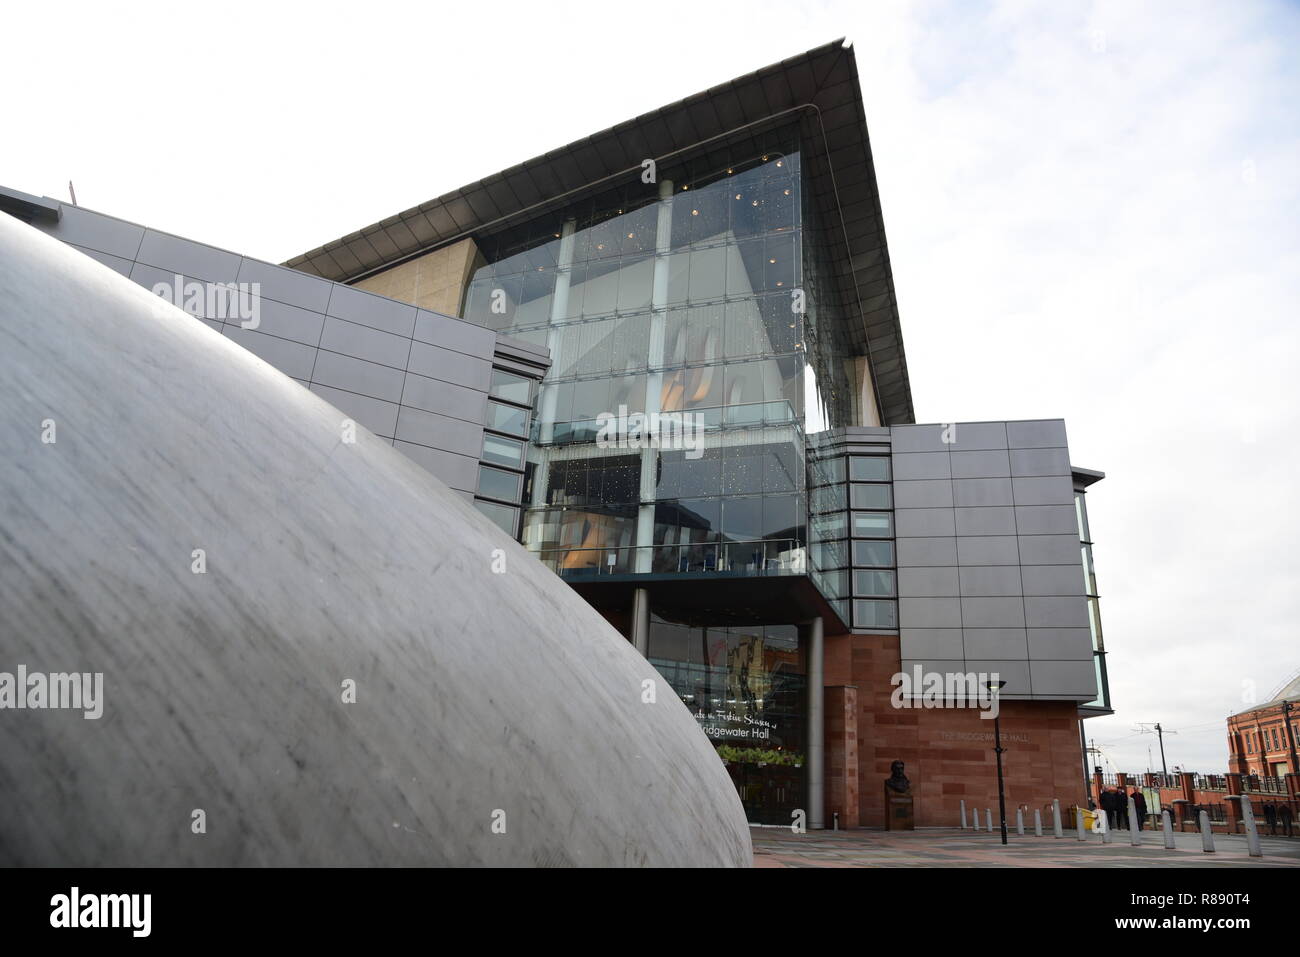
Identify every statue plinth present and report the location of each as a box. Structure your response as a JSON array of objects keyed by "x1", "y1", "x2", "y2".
[
  {"x1": 884, "y1": 759, "x2": 914, "y2": 830},
  {"x1": 884, "y1": 785, "x2": 914, "y2": 830}
]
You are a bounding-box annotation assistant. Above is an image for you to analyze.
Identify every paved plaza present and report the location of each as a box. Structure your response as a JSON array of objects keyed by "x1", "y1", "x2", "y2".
[{"x1": 752, "y1": 826, "x2": 1300, "y2": 868}]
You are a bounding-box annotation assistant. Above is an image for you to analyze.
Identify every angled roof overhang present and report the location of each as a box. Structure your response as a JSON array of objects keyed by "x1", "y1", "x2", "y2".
[{"x1": 285, "y1": 39, "x2": 914, "y2": 424}]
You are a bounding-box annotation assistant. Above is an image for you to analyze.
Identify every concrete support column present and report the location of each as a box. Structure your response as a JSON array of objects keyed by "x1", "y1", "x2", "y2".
[
  {"x1": 630, "y1": 588, "x2": 650, "y2": 657},
  {"x1": 806, "y1": 616, "x2": 824, "y2": 830}
]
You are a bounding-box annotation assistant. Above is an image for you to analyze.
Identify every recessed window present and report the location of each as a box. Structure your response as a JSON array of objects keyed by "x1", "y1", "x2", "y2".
[
  {"x1": 849, "y1": 456, "x2": 890, "y2": 482},
  {"x1": 482, "y1": 434, "x2": 525, "y2": 469},
  {"x1": 853, "y1": 570, "x2": 895, "y2": 597},
  {"x1": 478, "y1": 465, "x2": 522, "y2": 503},
  {"x1": 853, "y1": 599, "x2": 898, "y2": 629},
  {"x1": 474, "y1": 499, "x2": 519, "y2": 536},
  {"x1": 850, "y1": 483, "x2": 892, "y2": 509},
  {"x1": 851, "y1": 511, "x2": 893, "y2": 538},
  {"x1": 490, "y1": 369, "x2": 534, "y2": 406},
  {"x1": 853, "y1": 540, "x2": 894, "y2": 567},
  {"x1": 487, "y1": 400, "x2": 528, "y2": 437}
]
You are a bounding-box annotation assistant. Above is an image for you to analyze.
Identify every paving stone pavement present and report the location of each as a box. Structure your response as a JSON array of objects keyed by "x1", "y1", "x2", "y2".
[{"x1": 751, "y1": 826, "x2": 1300, "y2": 868}]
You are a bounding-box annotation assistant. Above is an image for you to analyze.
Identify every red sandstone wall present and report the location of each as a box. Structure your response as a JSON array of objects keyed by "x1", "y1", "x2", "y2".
[{"x1": 825, "y1": 632, "x2": 1089, "y2": 828}]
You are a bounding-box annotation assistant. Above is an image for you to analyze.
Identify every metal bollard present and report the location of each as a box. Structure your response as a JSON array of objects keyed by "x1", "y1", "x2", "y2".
[
  {"x1": 986, "y1": 809, "x2": 993, "y2": 832},
  {"x1": 1076, "y1": 806, "x2": 1087, "y2": 841},
  {"x1": 1101, "y1": 807, "x2": 1112, "y2": 843},
  {"x1": 973, "y1": 809, "x2": 980, "y2": 831},
  {"x1": 960, "y1": 799, "x2": 967, "y2": 829},
  {"x1": 1241, "y1": 798, "x2": 1263, "y2": 858},
  {"x1": 1016, "y1": 808, "x2": 1024, "y2": 836},
  {"x1": 1034, "y1": 808, "x2": 1043, "y2": 837},
  {"x1": 1128, "y1": 797, "x2": 1141, "y2": 846},
  {"x1": 1161, "y1": 809, "x2": 1175, "y2": 849},
  {"x1": 1200, "y1": 811, "x2": 1214, "y2": 853},
  {"x1": 1052, "y1": 799, "x2": 1063, "y2": 838}
]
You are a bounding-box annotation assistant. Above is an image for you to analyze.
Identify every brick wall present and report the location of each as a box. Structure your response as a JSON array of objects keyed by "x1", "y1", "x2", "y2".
[{"x1": 827, "y1": 631, "x2": 1088, "y2": 827}]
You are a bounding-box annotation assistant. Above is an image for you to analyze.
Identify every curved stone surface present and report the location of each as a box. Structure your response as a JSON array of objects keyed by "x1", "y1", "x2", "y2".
[{"x1": 0, "y1": 214, "x2": 751, "y2": 867}]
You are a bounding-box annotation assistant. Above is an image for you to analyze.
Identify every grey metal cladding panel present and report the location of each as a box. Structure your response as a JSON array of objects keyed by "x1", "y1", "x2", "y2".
[
  {"x1": 946, "y1": 421, "x2": 1008, "y2": 451},
  {"x1": 950, "y1": 449, "x2": 1011, "y2": 479},
  {"x1": 392, "y1": 440, "x2": 479, "y2": 493},
  {"x1": 1014, "y1": 504, "x2": 1079, "y2": 536},
  {"x1": 310, "y1": 350, "x2": 405, "y2": 403},
  {"x1": 1012, "y1": 475, "x2": 1075, "y2": 507},
  {"x1": 326, "y1": 283, "x2": 417, "y2": 338},
  {"x1": 400, "y1": 372, "x2": 489, "y2": 424},
  {"x1": 958, "y1": 565, "x2": 1023, "y2": 597},
  {"x1": 894, "y1": 507, "x2": 956, "y2": 538},
  {"x1": 1026, "y1": 628, "x2": 1095, "y2": 661},
  {"x1": 892, "y1": 479, "x2": 953, "y2": 509},
  {"x1": 960, "y1": 596, "x2": 1026, "y2": 629},
  {"x1": 1029, "y1": 660, "x2": 1097, "y2": 698},
  {"x1": 220, "y1": 325, "x2": 317, "y2": 380},
  {"x1": 892, "y1": 451, "x2": 951, "y2": 481},
  {"x1": 236, "y1": 257, "x2": 333, "y2": 313},
  {"x1": 964, "y1": 660, "x2": 1031, "y2": 695},
  {"x1": 1023, "y1": 596, "x2": 1090, "y2": 629},
  {"x1": 895, "y1": 537, "x2": 957, "y2": 567},
  {"x1": 899, "y1": 629, "x2": 964, "y2": 660},
  {"x1": 955, "y1": 536, "x2": 1020, "y2": 566},
  {"x1": 890, "y1": 424, "x2": 948, "y2": 452},
  {"x1": 136, "y1": 230, "x2": 241, "y2": 284},
  {"x1": 954, "y1": 506, "x2": 1017, "y2": 537},
  {"x1": 319, "y1": 316, "x2": 411, "y2": 369},
  {"x1": 415, "y1": 310, "x2": 496, "y2": 359},
  {"x1": 407, "y1": 339, "x2": 492, "y2": 391},
  {"x1": 1006, "y1": 419, "x2": 1068, "y2": 449},
  {"x1": 1017, "y1": 534, "x2": 1080, "y2": 565},
  {"x1": 896, "y1": 566, "x2": 959, "y2": 598},
  {"x1": 393, "y1": 406, "x2": 484, "y2": 459},
  {"x1": 249, "y1": 298, "x2": 326, "y2": 347},
  {"x1": 898, "y1": 597, "x2": 962, "y2": 629},
  {"x1": 44, "y1": 205, "x2": 144, "y2": 259},
  {"x1": 963, "y1": 628, "x2": 1029, "y2": 659},
  {"x1": 308, "y1": 383, "x2": 400, "y2": 438},
  {"x1": 1009, "y1": 447, "x2": 1072, "y2": 477},
  {"x1": 71, "y1": 244, "x2": 133, "y2": 277},
  {"x1": 952, "y1": 478, "x2": 1014, "y2": 507}
]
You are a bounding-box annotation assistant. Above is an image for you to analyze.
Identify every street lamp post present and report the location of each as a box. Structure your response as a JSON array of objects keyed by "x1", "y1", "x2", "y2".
[
  {"x1": 1283, "y1": 701, "x2": 1299, "y2": 776},
  {"x1": 987, "y1": 679, "x2": 1009, "y2": 845}
]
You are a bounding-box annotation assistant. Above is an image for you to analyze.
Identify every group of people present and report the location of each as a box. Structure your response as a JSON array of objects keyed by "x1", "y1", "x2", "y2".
[
  {"x1": 1262, "y1": 801, "x2": 1296, "y2": 836},
  {"x1": 1098, "y1": 785, "x2": 1148, "y2": 830}
]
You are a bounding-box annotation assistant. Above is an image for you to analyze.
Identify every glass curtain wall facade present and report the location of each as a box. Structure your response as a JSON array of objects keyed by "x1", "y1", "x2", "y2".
[
  {"x1": 461, "y1": 126, "x2": 854, "y2": 581},
  {"x1": 1076, "y1": 488, "x2": 1110, "y2": 711},
  {"x1": 647, "y1": 614, "x2": 805, "y2": 825}
]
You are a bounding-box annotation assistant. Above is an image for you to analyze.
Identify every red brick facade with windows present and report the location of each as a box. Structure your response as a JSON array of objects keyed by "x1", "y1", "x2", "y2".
[
  {"x1": 823, "y1": 632, "x2": 1089, "y2": 828},
  {"x1": 1226, "y1": 687, "x2": 1299, "y2": 777}
]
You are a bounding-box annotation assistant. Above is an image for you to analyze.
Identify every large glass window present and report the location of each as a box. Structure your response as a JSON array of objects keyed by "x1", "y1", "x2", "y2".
[
  {"x1": 482, "y1": 434, "x2": 525, "y2": 469},
  {"x1": 852, "y1": 511, "x2": 893, "y2": 538},
  {"x1": 487, "y1": 400, "x2": 528, "y2": 437}
]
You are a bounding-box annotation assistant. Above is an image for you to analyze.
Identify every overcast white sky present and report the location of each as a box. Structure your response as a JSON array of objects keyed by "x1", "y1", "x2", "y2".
[{"x1": 6, "y1": 0, "x2": 1297, "y2": 774}]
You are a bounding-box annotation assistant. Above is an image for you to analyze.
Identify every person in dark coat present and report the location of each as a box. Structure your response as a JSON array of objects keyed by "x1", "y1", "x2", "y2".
[
  {"x1": 1130, "y1": 787, "x2": 1148, "y2": 830},
  {"x1": 1263, "y1": 802, "x2": 1278, "y2": 835},
  {"x1": 1100, "y1": 787, "x2": 1120, "y2": 830},
  {"x1": 1279, "y1": 802, "x2": 1294, "y2": 837}
]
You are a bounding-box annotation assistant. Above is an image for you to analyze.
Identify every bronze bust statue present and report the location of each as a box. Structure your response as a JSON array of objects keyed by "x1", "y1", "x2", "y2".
[{"x1": 885, "y1": 759, "x2": 911, "y2": 794}]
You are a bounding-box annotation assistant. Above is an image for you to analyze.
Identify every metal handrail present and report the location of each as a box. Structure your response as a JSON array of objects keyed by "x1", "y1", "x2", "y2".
[{"x1": 536, "y1": 537, "x2": 806, "y2": 576}]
